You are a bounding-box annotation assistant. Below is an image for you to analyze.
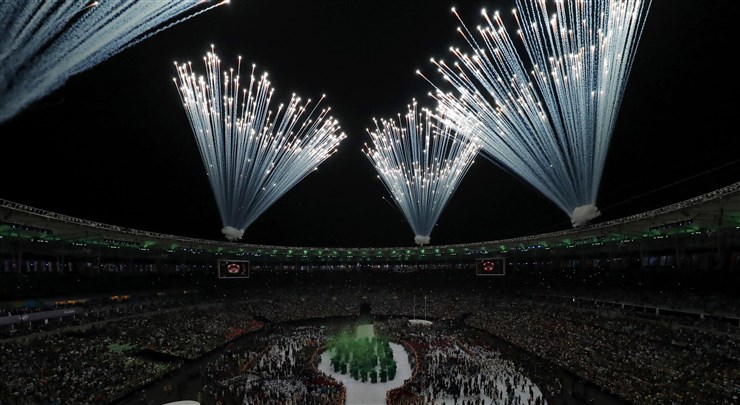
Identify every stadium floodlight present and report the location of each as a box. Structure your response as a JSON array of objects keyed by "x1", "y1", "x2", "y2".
[
  {"x1": 173, "y1": 46, "x2": 346, "y2": 241},
  {"x1": 422, "y1": 0, "x2": 652, "y2": 227},
  {"x1": 0, "y1": 0, "x2": 228, "y2": 124},
  {"x1": 364, "y1": 100, "x2": 480, "y2": 246}
]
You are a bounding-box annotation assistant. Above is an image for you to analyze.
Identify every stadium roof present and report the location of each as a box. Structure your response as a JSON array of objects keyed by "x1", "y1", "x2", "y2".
[{"x1": 2, "y1": 181, "x2": 740, "y2": 261}]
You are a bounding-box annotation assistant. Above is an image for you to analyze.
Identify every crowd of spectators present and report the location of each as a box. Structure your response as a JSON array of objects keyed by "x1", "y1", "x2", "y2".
[
  {"x1": 367, "y1": 288, "x2": 483, "y2": 320},
  {"x1": 245, "y1": 290, "x2": 360, "y2": 323},
  {"x1": 0, "y1": 267, "x2": 738, "y2": 405},
  {"x1": 535, "y1": 287, "x2": 740, "y2": 317},
  {"x1": 204, "y1": 326, "x2": 344, "y2": 405},
  {"x1": 0, "y1": 294, "x2": 206, "y2": 339},
  {"x1": 105, "y1": 306, "x2": 261, "y2": 360},
  {"x1": 466, "y1": 299, "x2": 739, "y2": 404},
  {"x1": 0, "y1": 302, "x2": 261, "y2": 405},
  {"x1": 387, "y1": 326, "x2": 547, "y2": 405},
  {"x1": 0, "y1": 329, "x2": 175, "y2": 404}
]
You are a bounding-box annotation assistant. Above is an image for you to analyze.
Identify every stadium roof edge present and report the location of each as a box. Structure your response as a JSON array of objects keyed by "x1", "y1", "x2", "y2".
[{"x1": 1, "y1": 180, "x2": 740, "y2": 257}]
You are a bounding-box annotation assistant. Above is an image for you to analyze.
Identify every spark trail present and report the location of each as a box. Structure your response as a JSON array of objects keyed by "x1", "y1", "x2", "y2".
[{"x1": 0, "y1": 0, "x2": 227, "y2": 124}]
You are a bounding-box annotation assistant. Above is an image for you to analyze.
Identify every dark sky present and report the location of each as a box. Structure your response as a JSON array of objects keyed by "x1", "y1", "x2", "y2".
[{"x1": 1, "y1": 0, "x2": 739, "y2": 248}]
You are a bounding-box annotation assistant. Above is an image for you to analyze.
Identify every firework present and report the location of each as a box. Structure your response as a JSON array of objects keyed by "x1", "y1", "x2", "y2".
[
  {"x1": 0, "y1": 0, "x2": 227, "y2": 124},
  {"x1": 422, "y1": 0, "x2": 651, "y2": 227},
  {"x1": 173, "y1": 47, "x2": 346, "y2": 241},
  {"x1": 364, "y1": 100, "x2": 480, "y2": 246}
]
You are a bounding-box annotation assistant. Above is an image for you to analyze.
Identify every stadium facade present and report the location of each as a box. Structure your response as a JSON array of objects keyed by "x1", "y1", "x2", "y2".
[{"x1": 1, "y1": 181, "x2": 739, "y2": 273}]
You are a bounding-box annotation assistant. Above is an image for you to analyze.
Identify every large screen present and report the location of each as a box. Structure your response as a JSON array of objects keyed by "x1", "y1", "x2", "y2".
[
  {"x1": 217, "y1": 259, "x2": 250, "y2": 279},
  {"x1": 475, "y1": 257, "x2": 505, "y2": 276}
]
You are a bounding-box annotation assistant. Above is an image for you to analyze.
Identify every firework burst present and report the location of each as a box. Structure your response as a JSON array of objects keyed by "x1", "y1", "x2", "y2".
[
  {"x1": 0, "y1": 0, "x2": 227, "y2": 124},
  {"x1": 173, "y1": 46, "x2": 346, "y2": 241},
  {"x1": 364, "y1": 100, "x2": 480, "y2": 246},
  {"x1": 422, "y1": 0, "x2": 651, "y2": 227}
]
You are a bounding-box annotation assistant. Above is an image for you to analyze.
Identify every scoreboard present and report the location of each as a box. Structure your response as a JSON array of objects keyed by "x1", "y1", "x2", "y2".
[
  {"x1": 475, "y1": 257, "x2": 505, "y2": 276},
  {"x1": 217, "y1": 259, "x2": 250, "y2": 279}
]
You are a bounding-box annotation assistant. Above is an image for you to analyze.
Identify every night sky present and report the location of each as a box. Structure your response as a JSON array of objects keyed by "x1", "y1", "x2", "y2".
[{"x1": 1, "y1": 0, "x2": 738, "y2": 248}]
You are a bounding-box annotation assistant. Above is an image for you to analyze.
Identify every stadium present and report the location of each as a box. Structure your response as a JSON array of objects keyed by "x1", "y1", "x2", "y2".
[{"x1": 1, "y1": 1, "x2": 739, "y2": 405}]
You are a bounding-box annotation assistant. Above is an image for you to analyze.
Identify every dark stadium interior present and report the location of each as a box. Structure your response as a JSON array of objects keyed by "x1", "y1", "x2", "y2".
[{"x1": 2, "y1": 1, "x2": 740, "y2": 405}]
